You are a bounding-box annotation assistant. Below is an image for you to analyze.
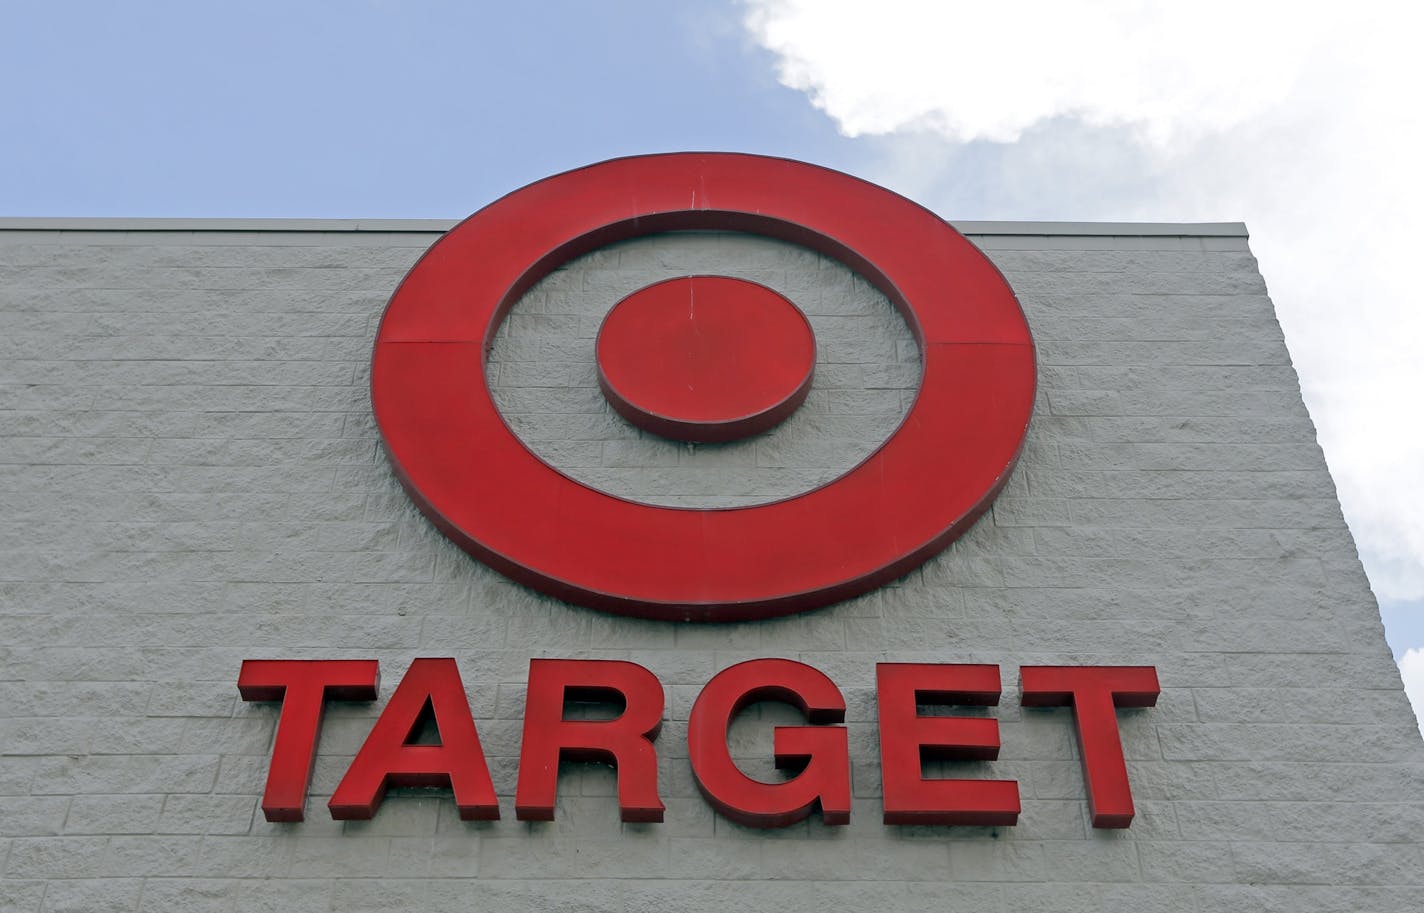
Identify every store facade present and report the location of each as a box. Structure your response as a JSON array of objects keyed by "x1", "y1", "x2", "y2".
[{"x1": 2, "y1": 155, "x2": 1421, "y2": 911}]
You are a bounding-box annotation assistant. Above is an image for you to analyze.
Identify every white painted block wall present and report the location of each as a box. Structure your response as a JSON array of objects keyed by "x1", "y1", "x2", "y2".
[{"x1": 1, "y1": 223, "x2": 1420, "y2": 912}]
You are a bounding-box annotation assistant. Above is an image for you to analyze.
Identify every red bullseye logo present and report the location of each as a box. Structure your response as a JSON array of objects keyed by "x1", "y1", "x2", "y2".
[{"x1": 371, "y1": 153, "x2": 1035, "y2": 622}]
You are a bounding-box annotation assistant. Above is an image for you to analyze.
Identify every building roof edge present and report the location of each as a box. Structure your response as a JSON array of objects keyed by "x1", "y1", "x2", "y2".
[{"x1": 0, "y1": 217, "x2": 1250, "y2": 238}]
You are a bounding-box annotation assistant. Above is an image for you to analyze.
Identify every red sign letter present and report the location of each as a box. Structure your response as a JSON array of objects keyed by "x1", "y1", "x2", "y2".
[
  {"x1": 876, "y1": 663, "x2": 1020, "y2": 826},
  {"x1": 515, "y1": 659, "x2": 665, "y2": 823},
  {"x1": 329, "y1": 657, "x2": 498, "y2": 821},
  {"x1": 238, "y1": 659, "x2": 379, "y2": 822},
  {"x1": 1020, "y1": 665, "x2": 1160, "y2": 828},
  {"x1": 688, "y1": 659, "x2": 850, "y2": 828}
]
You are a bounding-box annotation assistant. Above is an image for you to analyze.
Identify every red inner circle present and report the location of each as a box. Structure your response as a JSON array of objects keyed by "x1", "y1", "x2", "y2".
[{"x1": 596, "y1": 276, "x2": 815, "y2": 441}]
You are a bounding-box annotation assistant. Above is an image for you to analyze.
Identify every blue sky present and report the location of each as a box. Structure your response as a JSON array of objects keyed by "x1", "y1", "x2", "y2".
[
  {"x1": 4, "y1": 1, "x2": 1421, "y2": 722},
  {"x1": 1, "y1": 2, "x2": 854, "y2": 217}
]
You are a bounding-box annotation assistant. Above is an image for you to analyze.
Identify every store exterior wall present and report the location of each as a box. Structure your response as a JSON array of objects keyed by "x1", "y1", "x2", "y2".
[{"x1": 1, "y1": 218, "x2": 1421, "y2": 912}]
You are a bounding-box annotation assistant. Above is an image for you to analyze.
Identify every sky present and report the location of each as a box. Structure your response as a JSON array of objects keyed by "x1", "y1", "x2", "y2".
[{"x1": 2, "y1": 1, "x2": 1421, "y2": 730}]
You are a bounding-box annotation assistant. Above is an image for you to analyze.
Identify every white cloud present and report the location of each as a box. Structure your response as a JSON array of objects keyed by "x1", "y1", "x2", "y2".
[
  {"x1": 748, "y1": 1, "x2": 1325, "y2": 146},
  {"x1": 1401, "y1": 649, "x2": 1424, "y2": 739},
  {"x1": 745, "y1": 0, "x2": 1424, "y2": 612}
]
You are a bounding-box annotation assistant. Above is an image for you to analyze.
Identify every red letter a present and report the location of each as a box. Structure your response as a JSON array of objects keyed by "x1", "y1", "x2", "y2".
[{"x1": 329, "y1": 657, "x2": 499, "y2": 821}]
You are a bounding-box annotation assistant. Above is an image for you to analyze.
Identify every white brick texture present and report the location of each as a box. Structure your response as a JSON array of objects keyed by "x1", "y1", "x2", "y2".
[{"x1": 0, "y1": 224, "x2": 1421, "y2": 912}]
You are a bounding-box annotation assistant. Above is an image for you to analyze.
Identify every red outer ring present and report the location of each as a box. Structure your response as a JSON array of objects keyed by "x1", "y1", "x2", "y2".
[
  {"x1": 371, "y1": 153, "x2": 1035, "y2": 622},
  {"x1": 594, "y1": 276, "x2": 817, "y2": 443}
]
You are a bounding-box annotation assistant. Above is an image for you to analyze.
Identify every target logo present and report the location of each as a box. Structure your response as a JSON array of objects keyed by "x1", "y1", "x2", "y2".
[{"x1": 370, "y1": 153, "x2": 1035, "y2": 622}]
